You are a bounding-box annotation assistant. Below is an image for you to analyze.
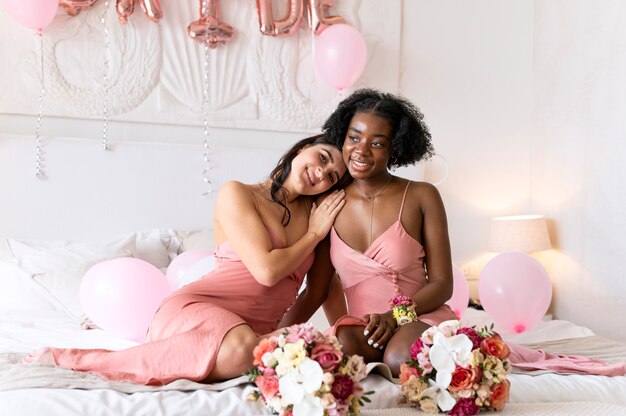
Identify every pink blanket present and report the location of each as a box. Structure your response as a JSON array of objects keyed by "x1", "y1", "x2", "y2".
[{"x1": 508, "y1": 342, "x2": 625, "y2": 376}]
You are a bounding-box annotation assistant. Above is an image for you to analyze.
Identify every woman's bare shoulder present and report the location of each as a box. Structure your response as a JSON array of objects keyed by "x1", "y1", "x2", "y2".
[
  {"x1": 404, "y1": 180, "x2": 444, "y2": 206},
  {"x1": 216, "y1": 181, "x2": 261, "y2": 208}
]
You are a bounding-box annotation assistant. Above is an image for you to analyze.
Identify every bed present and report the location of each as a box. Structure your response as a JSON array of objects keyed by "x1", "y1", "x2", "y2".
[{"x1": 1, "y1": 230, "x2": 625, "y2": 415}]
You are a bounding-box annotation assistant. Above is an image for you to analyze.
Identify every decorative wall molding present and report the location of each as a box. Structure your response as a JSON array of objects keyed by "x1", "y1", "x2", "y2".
[{"x1": 0, "y1": 0, "x2": 401, "y2": 134}]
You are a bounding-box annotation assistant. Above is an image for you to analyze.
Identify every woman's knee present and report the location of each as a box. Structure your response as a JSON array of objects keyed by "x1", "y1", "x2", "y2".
[
  {"x1": 220, "y1": 325, "x2": 258, "y2": 369},
  {"x1": 383, "y1": 343, "x2": 409, "y2": 375}
]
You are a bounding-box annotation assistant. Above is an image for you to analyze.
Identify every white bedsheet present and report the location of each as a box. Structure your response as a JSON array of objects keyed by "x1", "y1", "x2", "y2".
[{"x1": 0, "y1": 309, "x2": 625, "y2": 415}]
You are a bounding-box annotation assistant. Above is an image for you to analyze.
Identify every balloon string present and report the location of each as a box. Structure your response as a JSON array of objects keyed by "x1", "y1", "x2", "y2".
[
  {"x1": 102, "y1": 0, "x2": 111, "y2": 151},
  {"x1": 201, "y1": 0, "x2": 213, "y2": 197},
  {"x1": 34, "y1": 34, "x2": 46, "y2": 180}
]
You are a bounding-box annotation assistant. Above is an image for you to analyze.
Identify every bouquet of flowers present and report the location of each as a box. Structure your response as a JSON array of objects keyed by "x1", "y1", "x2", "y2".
[
  {"x1": 247, "y1": 323, "x2": 373, "y2": 416},
  {"x1": 399, "y1": 320, "x2": 510, "y2": 415}
]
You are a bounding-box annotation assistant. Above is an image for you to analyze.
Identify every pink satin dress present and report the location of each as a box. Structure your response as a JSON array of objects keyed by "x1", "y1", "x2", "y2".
[
  {"x1": 330, "y1": 180, "x2": 455, "y2": 326},
  {"x1": 51, "y1": 227, "x2": 313, "y2": 385}
]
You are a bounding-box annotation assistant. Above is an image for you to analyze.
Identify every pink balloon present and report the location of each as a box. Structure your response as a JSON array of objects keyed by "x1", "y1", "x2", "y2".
[
  {"x1": 166, "y1": 249, "x2": 213, "y2": 290},
  {"x1": 80, "y1": 258, "x2": 172, "y2": 342},
  {"x1": 446, "y1": 264, "x2": 470, "y2": 319},
  {"x1": 478, "y1": 253, "x2": 552, "y2": 334},
  {"x1": 2, "y1": 0, "x2": 58, "y2": 34},
  {"x1": 314, "y1": 23, "x2": 367, "y2": 91}
]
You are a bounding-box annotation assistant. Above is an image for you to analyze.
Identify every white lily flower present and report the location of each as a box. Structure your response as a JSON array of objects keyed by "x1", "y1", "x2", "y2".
[
  {"x1": 429, "y1": 332, "x2": 473, "y2": 388},
  {"x1": 278, "y1": 358, "x2": 324, "y2": 414},
  {"x1": 436, "y1": 320, "x2": 461, "y2": 336},
  {"x1": 423, "y1": 379, "x2": 457, "y2": 411},
  {"x1": 293, "y1": 394, "x2": 324, "y2": 416}
]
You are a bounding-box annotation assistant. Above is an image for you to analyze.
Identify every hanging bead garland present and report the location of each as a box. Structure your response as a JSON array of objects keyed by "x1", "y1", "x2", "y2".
[
  {"x1": 101, "y1": 0, "x2": 111, "y2": 151},
  {"x1": 200, "y1": 0, "x2": 213, "y2": 196},
  {"x1": 34, "y1": 35, "x2": 46, "y2": 179}
]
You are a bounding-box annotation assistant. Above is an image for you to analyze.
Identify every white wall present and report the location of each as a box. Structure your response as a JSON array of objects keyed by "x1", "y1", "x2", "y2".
[
  {"x1": 1, "y1": 1, "x2": 624, "y2": 340},
  {"x1": 530, "y1": 0, "x2": 626, "y2": 340}
]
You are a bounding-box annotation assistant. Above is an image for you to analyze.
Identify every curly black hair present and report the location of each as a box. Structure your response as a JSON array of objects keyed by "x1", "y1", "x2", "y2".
[{"x1": 321, "y1": 88, "x2": 434, "y2": 168}]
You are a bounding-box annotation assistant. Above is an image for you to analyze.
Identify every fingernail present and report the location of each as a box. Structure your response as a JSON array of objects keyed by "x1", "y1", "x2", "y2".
[
  {"x1": 363, "y1": 330, "x2": 369, "y2": 336},
  {"x1": 379, "y1": 345, "x2": 384, "y2": 350},
  {"x1": 367, "y1": 339, "x2": 373, "y2": 345},
  {"x1": 373, "y1": 343, "x2": 379, "y2": 348}
]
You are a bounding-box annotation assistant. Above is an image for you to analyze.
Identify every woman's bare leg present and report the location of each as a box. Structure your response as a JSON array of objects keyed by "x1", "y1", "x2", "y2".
[
  {"x1": 383, "y1": 320, "x2": 430, "y2": 376},
  {"x1": 335, "y1": 325, "x2": 384, "y2": 363},
  {"x1": 204, "y1": 324, "x2": 259, "y2": 382}
]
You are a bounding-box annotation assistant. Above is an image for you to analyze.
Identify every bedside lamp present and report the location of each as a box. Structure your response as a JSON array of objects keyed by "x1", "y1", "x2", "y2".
[
  {"x1": 488, "y1": 215, "x2": 551, "y2": 253},
  {"x1": 479, "y1": 215, "x2": 553, "y2": 334}
]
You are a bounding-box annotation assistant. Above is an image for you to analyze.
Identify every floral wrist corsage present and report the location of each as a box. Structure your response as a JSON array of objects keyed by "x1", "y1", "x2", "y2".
[{"x1": 389, "y1": 295, "x2": 417, "y2": 327}]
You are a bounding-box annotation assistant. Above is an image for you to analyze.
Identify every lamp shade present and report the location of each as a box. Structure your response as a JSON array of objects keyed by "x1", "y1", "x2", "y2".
[{"x1": 488, "y1": 215, "x2": 551, "y2": 253}]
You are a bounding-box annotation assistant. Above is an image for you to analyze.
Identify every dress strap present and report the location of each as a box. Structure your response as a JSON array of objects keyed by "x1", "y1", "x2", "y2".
[{"x1": 398, "y1": 180, "x2": 412, "y2": 220}]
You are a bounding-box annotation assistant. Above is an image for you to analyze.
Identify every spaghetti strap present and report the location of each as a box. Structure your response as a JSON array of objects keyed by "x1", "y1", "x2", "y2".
[{"x1": 398, "y1": 180, "x2": 412, "y2": 220}]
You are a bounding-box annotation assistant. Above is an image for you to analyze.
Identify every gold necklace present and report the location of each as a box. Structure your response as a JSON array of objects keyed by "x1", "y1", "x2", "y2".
[
  {"x1": 355, "y1": 174, "x2": 393, "y2": 201},
  {"x1": 354, "y1": 175, "x2": 393, "y2": 246}
]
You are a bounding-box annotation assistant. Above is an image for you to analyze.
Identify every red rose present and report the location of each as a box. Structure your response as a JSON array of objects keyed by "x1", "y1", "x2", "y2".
[
  {"x1": 448, "y1": 367, "x2": 475, "y2": 392},
  {"x1": 310, "y1": 343, "x2": 343, "y2": 372},
  {"x1": 255, "y1": 374, "x2": 279, "y2": 399},
  {"x1": 490, "y1": 379, "x2": 511, "y2": 411},
  {"x1": 331, "y1": 374, "x2": 355, "y2": 400},
  {"x1": 480, "y1": 333, "x2": 510, "y2": 360}
]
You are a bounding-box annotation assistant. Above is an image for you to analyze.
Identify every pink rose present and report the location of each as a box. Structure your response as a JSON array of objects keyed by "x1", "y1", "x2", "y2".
[
  {"x1": 480, "y1": 333, "x2": 510, "y2": 360},
  {"x1": 310, "y1": 343, "x2": 343, "y2": 372},
  {"x1": 490, "y1": 379, "x2": 510, "y2": 411},
  {"x1": 285, "y1": 323, "x2": 321, "y2": 344},
  {"x1": 255, "y1": 374, "x2": 279, "y2": 399}
]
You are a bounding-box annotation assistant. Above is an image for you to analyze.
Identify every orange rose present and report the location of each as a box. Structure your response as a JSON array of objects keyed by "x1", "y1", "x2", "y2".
[
  {"x1": 490, "y1": 379, "x2": 511, "y2": 411},
  {"x1": 480, "y1": 333, "x2": 510, "y2": 360},
  {"x1": 399, "y1": 362, "x2": 421, "y2": 384},
  {"x1": 448, "y1": 366, "x2": 479, "y2": 392},
  {"x1": 253, "y1": 337, "x2": 278, "y2": 366}
]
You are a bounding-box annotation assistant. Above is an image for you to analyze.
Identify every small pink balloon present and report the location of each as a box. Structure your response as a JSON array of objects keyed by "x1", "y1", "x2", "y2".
[
  {"x1": 2, "y1": 0, "x2": 58, "y2": 34},
  {"x1": 314, "y1": 23, "x2": 367, "y2": 91},
  {"x1": 446, "y1": 265, "x2": 470, "y2": 319},
  {"x1": 478, "y1": 253, "x2": 552, "y2": 334},
  {"x1": 80, "y1": 258, "x2": 172, "y2": 342},
  {"x1": 166, "y1": 249, "x2": 213, "y2": 290}
]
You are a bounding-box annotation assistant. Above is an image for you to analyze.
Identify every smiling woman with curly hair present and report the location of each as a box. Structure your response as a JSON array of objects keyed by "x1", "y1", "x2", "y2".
[
  {"x1": 322, "y1": 88, "x2": 434, "y2": 168},
  {"x1": 319, "y1": 88, "x2": 456, "y2": 377}
]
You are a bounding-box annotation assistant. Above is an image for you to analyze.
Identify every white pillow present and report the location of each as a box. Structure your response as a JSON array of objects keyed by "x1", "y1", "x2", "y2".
[
  {"x1": 176, "y1": 228, "x2": 214, "y2": 253},
  {"x1": 0, "y1": 260, "x2": 57, "y2": 312},
  {"x1": 134, "y1": 228, "x2": 182, "y2": 269},
  {"x1": 0, "y1": 235, "x2": 136, "y2": 321}
]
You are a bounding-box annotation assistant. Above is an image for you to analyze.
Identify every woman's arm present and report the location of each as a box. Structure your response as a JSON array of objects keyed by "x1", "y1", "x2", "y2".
[
  {"x1": 279, "y1": 236, "x2": 336, "y2": 327},
  {"x1": 411, "y1": 183, "x2": 454, "y2": 314},
  {"x1": 322, "y1": 273, "x2": 348, "y2": 326},
  {"x1": 214, "y1": 181, "x2": 345, "y2": 287}
]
